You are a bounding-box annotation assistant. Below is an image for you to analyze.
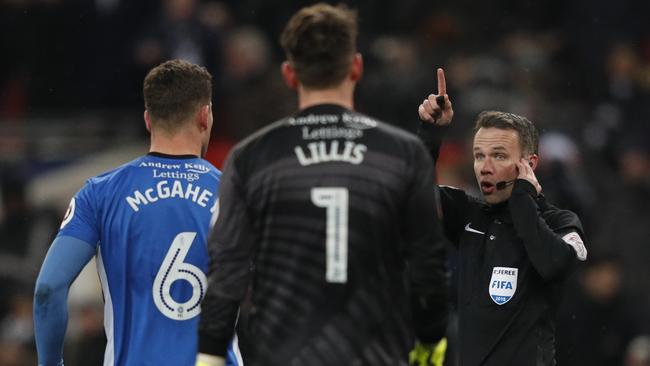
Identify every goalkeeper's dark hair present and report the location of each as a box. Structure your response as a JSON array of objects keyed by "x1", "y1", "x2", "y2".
[
  {"x1": 143, "y1": 59, "x2": 212, "y2": 133},
  {"x1": 280, "y1": 3, "x2": 358, "y2": 89},
  {"x1": 474, "y1": 111, "x2": 539, "y2": 155}
]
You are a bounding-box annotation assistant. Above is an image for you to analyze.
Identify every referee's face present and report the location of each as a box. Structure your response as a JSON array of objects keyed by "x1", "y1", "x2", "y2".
[{"x1": 473, "y1": 127, "x2": 522, "y2": 204}]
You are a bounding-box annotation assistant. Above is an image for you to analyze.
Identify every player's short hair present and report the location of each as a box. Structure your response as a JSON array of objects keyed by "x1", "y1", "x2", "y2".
[
  {"x1": 143, "y1": 59, "x2": 212, "y2": 133},
  {"x1": 280, "y1": 3, "x2": 358, "y2": 89},
  {"x1": 474, "y1": 110, "x2": 539, "y2": 155}
]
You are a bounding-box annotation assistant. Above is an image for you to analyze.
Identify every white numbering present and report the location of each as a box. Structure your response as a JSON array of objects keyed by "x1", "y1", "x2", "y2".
[
  {"x1": 311, "y1": 187, "x2": 349, "y2": 283},
  {"x1": 60, "y1": 198, "x2": 76, "y2": 229},
  {"x1": 153, "y1": 232, "x2": 207, "y2": 320}
]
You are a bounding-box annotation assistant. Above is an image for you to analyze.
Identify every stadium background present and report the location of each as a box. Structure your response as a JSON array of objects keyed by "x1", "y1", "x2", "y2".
[{"x1": 1, "y1": 0, "x2": 649, "y2": 364}]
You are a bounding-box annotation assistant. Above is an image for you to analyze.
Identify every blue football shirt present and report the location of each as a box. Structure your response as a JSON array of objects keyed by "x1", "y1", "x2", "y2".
[{"x1": 58, "y1": 153, "x2": 237, "y2": 365}]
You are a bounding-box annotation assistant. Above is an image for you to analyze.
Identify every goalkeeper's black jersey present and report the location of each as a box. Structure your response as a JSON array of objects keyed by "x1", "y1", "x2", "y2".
[{"x1": 199, "y1": 104, "x2": 448, "y2": 366}]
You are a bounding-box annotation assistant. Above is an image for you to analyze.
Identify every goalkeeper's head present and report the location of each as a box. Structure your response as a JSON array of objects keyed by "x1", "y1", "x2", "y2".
[{"x1": 279, "y1": 3, "x2": 361, "y2": 92}]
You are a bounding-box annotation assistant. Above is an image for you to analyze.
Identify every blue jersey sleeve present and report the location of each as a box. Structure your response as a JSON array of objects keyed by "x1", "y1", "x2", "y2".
[
  {"x1": 33, "y1": 235, "x2": 96, "y2": 366},
  {"x1": 58, "y1": 182, "x2": 100, "y2": 246}
]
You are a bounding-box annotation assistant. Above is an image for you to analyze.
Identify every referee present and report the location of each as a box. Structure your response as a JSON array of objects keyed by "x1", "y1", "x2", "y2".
[
  {"x1": 417, "y1": 69, "x2": 588, "y2": 365},
  {"x1": 196, "y1": 4, "x2": 448, "y2": 366}
]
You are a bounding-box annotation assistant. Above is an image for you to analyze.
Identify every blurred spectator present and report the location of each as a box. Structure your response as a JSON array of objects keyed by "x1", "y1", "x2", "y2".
[
  {"x1": 132, "y1": 0, "x2": 224, "y2": 73},
  {"x1": 536, "y1": 132, "x2": 595, "y2": 225},
  {"x1": 0, "y1": 340, "x2": 35, "y2": 366},
  {"x1": 217, "y1": 26, "x2": 294, "y2": 140},
  {"x1": 0, "y1": 292, "x2": 35, "y2": 366},
  {"x1": 557, "y1": 257, "x2": 645, "y2": 366},
  {"x1": 589, "y1": 140, "x2": 650, "y2": 306},
  {"x1": 125, "y1": 0, "x2": 227, "y2": 108},
  {"x1": 0, "y1": 292, "x2": 33, "y2": 347},
  {"x1": 0, "y1": 170, "x2": 59, "y2": 317},
  {"x1": 627, "y1": 335, "x2": 650, "y2": 366},
  {"x1": 357, "y1": 35, "x2": 432, "y2": 131},
  {"x1": 64, "y1": 304, "x2": 106, "y2": 366}
]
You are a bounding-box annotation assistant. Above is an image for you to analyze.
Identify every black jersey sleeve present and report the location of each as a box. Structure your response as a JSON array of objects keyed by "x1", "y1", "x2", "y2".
[
  {"x1": 508, "y1": 179, "x2": 587, "y2": 281},
  {"x1": 437, "y1": 186, "x2": 475, "y2": 246},
  {"x1": 404, "y1": 141, "x2": 449, "y2": 343},
  {"x1": 417, "y1": 122, "x2": 449, "y2": 164},
  {"x1": 198, "y1": 150, "x2": 253, "y2": 357},
  {"x1": 417, "y1": 121, "x2": 473, "y2": 246}
]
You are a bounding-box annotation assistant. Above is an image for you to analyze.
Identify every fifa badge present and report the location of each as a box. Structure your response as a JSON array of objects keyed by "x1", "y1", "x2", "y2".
[{"x1": 489, "y1": 267, "x2": 518, "y2": 305}]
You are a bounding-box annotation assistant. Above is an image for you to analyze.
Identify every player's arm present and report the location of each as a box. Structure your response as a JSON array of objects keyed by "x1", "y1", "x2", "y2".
[
  {"x1": 416, "y1": 68, "x2": 471, "y2": 245},
  {"x1": 417, "y1": 68, "x2": 453, "y2": 164},
  {"x1": 404, "y1": 140, "x2": 449, "y2": 344},
  {"x1": 33, "y1": 236, "x2": 96, "y2": 366},
  {"x1": 508, "y1": 167, "x2": 587, "y2": 280},
  {"x1": 198, "y1": 151, "x2": 254, "y2": 359}
]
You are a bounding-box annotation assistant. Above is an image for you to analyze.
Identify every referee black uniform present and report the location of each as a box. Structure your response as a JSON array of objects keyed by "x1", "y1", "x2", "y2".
[
  {"x1": 419, "y1": 123, "x2": 587, "y2": 366},
  {"x1": 198, "y1": 104, "x2": 449, "y2": 366}
]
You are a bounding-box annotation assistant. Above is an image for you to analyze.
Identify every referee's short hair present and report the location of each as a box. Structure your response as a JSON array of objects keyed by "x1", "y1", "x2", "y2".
[
  {"x1": 143, "y1": 59, "x2": 212, "y2": 133},
  {"x1": 474, "y1": 111, "x2": 539, "y2": 155},
  {"x1": 280, "y1": 3, "x2": 358, "y2": 89}
]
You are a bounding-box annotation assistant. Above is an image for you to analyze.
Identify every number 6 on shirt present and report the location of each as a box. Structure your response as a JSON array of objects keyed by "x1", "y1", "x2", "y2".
[
  {"x1": 153, "y1": 231, "x2": 208, "y2": 320},
  {"x1": 311, "y1": 187, "x2": 349, "y2": 284}
]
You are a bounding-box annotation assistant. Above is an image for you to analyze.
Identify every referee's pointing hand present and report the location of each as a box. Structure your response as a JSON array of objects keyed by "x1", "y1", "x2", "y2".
[{"x1": 418, "y1": 68, "x2": 454, "y2": 126}]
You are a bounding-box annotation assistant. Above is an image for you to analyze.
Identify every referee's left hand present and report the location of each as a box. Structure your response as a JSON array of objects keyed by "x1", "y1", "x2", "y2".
[{"x1": 515, "y1": 158, "x2": 542, "y2": 194}]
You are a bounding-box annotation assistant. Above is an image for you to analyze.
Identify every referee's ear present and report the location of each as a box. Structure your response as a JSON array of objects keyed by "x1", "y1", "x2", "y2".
[{"x1": 281, "y1": 61, "x2": 299, "y2": 89}]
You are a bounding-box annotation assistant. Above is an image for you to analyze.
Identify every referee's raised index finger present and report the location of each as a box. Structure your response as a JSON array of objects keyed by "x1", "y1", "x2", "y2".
[{"x1": 437, "y1": 68, "x2": 446, "y2": 95}]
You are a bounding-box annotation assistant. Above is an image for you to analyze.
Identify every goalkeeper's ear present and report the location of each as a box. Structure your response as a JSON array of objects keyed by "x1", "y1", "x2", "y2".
[{"x1": 195, "y1": 353, "x2": 225, "y2": 366}]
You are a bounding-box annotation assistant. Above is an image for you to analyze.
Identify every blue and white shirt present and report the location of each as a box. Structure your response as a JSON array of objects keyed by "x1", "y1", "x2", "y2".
[{"x1": 57, "y1": 152, "x2": 233, "y2": 365}]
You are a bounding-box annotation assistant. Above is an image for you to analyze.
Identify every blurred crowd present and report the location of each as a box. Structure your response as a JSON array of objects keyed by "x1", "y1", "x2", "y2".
[{"x1": 1, "y1": 0, "x2": 650, "y2": 365}]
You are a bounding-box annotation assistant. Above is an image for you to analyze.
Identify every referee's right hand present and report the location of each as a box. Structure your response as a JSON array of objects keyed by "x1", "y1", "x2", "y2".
[{"x1": 418, "y1": 68, "x2": 454, "y2": 126}]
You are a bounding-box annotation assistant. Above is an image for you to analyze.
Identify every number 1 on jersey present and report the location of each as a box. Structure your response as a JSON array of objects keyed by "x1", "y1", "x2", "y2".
[{"x1": 311, "y1": 187, "x2": 349, "y2": 283}]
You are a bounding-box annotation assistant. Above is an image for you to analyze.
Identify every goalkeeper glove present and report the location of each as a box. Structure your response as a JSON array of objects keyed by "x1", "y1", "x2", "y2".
[
  {"x1": 195, "y1": 353, "x2": 225, "y2": 366},
  {"x1": 409, "y1": 338, "x2": 447, "y2": 366}
]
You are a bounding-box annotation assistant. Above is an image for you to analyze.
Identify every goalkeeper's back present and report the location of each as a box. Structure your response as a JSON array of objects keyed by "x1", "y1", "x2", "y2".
[
  {"x1": 197, "y1": 4, "x2": 448, "y2": 365},
  {"x1": 199, "y1": 104, "x2": 448, "y2": 365}
]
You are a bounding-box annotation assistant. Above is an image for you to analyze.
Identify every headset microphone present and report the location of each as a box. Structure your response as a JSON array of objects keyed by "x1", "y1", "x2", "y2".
[
  {"x1": 495, "y1": 161, "x2": 532, "y2": 190},
  {"x1": 495, "y1": 180, "x2": 516, "y2": 190}
]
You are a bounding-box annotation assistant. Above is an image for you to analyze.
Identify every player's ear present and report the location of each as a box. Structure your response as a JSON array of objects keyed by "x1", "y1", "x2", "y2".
[
  {"x1": 144, "y1": 110, "x2": 151, "y2": 132},
  {"x1": 350, "y1": 53, "x2": 363, "y2": 82},
  {"x1": 197, "y1": 104, "x2": 210, "y2": 131},
  {"x1": 281, "y1": 61, "x2": 299, "y2": 89}
]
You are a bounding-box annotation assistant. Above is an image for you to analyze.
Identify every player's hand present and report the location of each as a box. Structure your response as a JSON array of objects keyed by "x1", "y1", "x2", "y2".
[
  {"x1": 515, "y1": 158, "x2": 542, "y2": 195},
  {"x1": 418, "y1": 68, "x2": 453, "y2": 126},
  {"x1": 409, "y1": 338, "x2": 447, "y2": 366},
  {"x1": 195, "y1": 353, "x2": 225, "y2": 366}
]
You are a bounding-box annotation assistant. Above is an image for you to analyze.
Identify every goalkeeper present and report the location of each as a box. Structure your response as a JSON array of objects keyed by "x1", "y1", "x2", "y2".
[{"x1": 196, "y1": 3, "x2": 449, "y2": 366}]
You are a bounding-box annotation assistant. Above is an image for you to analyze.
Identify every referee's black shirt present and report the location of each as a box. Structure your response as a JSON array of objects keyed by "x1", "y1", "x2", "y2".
[{"x1": 419, "y1": 122, "x2": 586, "y2": 366}]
